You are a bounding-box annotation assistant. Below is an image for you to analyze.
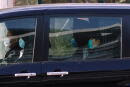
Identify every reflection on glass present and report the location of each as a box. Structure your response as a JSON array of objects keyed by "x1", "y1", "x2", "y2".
[
  {"x1": 49, "y1": 17, "x2": 122, "y2": 61},
  {"x1": 0, "y1": 18, "x2": 36, "y2": 64}
]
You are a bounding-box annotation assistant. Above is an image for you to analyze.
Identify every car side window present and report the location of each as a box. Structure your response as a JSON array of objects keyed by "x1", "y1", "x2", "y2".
[
  {"x1": 48, "y1": 16, "x2": 122, "y2": 61},
  {"x1": 0, "y1": 17, "x2": 37, "y2": 64}
]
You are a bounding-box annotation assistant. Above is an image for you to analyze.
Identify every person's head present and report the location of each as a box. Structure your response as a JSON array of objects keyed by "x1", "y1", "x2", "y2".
[{"x1": 5, "y1": 31, "x2": 18, "y2": 48}]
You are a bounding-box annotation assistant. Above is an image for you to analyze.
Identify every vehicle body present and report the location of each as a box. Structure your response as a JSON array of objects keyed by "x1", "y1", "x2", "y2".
[{"x1": 0, "y1": 3, "x2": 130, "y2": 85}]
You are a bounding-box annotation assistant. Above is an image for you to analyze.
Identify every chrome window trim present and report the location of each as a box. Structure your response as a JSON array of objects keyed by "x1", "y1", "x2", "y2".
[
  {"x1": 121, "y1": 18, "x2": 123, "y2": 59},
  {"x1": 32, "y1": 18, "x2": 37, "y2": 63}
]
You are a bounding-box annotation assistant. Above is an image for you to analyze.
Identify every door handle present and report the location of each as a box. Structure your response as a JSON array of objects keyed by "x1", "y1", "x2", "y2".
[
  {"x1": 15, "y1": 73, "x2": 36, "y2": 78},
  {"x1": 47, "y1": 71, "x2": 69, "y2": 77}
]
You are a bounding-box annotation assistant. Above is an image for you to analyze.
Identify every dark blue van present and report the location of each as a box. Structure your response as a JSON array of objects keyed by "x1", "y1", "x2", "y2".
[{"x1": 0, "y1": 3, "x2": 130, "y2": 86}]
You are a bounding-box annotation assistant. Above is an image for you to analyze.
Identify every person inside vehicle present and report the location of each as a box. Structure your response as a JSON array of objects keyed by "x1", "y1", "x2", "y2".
[{"x1": 4, "y1": 31, "x2": 25, "y2": 62}]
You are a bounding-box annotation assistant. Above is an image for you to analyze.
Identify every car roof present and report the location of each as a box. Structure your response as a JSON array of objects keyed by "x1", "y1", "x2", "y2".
[
  {"x1": 2, "y1": 3, "x2": 130, "y2": 10},
  {"x1": 0, "y1": 3, "x2": 130, "y2": 19}
]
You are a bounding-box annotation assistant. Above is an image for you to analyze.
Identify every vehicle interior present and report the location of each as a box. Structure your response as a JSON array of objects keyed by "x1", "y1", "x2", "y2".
[
  {"x1": 49, "y1": 16, "x2": 121, "y2": 61},
  {"x1": 0, "y1": 18, "x2": 36, "y2": 64}
]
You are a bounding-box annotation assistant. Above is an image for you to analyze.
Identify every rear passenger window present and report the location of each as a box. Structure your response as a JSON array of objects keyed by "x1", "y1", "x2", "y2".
[
  {"x1": 0, "y1": 18, "x2": 36, "y2": 64},
  {"x1": 49, "y1": 16, "x2": 122, "y2": 61}
]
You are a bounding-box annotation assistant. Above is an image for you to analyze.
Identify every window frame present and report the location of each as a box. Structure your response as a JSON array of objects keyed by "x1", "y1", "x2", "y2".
[
  {"x1": 46, "y1": 14, "x2": 124, "y2": 61},
  {"x1": 0, "y1": 15, "x2": 41, "y2": 64}
]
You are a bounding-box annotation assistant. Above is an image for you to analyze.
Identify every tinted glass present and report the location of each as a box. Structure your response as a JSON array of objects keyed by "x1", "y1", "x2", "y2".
[
  {"x1": 0, "y1": 18, "x2": 37, "y2": 64},
  {"x1": 49, "y1": 16, "x2": 122, "y2": 61}
]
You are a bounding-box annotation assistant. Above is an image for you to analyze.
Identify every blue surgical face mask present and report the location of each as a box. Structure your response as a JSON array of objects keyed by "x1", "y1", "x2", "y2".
[
  {"x1": 88, "y1": 39, "x2": 93, "y2": 49},
  {"x1": 4, "y1": 38, "x2": 10, "y2": 47},
  {"x1": 19, "y1": 38, "x2": 25, "y2": 49},
  {"x1": 71, "y1": 38, "x2": 77, "y2": 47}
]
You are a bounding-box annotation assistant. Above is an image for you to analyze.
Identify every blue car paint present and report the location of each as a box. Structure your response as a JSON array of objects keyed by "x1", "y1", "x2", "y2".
[
  {"x1": 1, "y1": 4, "x2": 130, "y2": 19},
  {"x1": 0, "y1": 63, "x2": 42, "y2": 75},
  {"x1": 44, "y1": 59, "x2": 130, "y2": 72},
  {"x1": 0, "y1": 4, "x2": 130, "y2": 83}
]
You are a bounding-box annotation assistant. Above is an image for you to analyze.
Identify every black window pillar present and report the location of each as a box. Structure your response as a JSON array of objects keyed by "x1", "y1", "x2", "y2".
[
  {"x1": 98, "y1": 0, "x2": 104, "y2": 3},
  {"x1": 38, "y1": 0, "x2": 43, "y2": 4}
]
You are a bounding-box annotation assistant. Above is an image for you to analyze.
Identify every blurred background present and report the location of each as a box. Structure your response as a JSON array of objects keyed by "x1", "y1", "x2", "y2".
[
  {"x1": 14, "y1": 0, "x2": 130, "y2": 5},
  {"x1": 0, "y1": 0, "x2": 130, "y2": 9}
]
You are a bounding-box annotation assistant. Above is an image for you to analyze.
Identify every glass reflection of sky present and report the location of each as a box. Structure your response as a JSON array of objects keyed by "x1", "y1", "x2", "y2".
[
  {"x1": 5, "y1": 18, "x2": 36, "y2": 30},
  {"x1": 50, "y1": 17, "x2": 121, "y2": 30}
]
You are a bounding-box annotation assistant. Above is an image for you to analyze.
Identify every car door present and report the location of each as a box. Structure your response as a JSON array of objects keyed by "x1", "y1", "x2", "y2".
[
  {"x1": 0, "y1": 16, "x2": 42, "y2": 84},
  {"x1": 41, "y1": 14, "x2": 123, "y2": 82}
]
